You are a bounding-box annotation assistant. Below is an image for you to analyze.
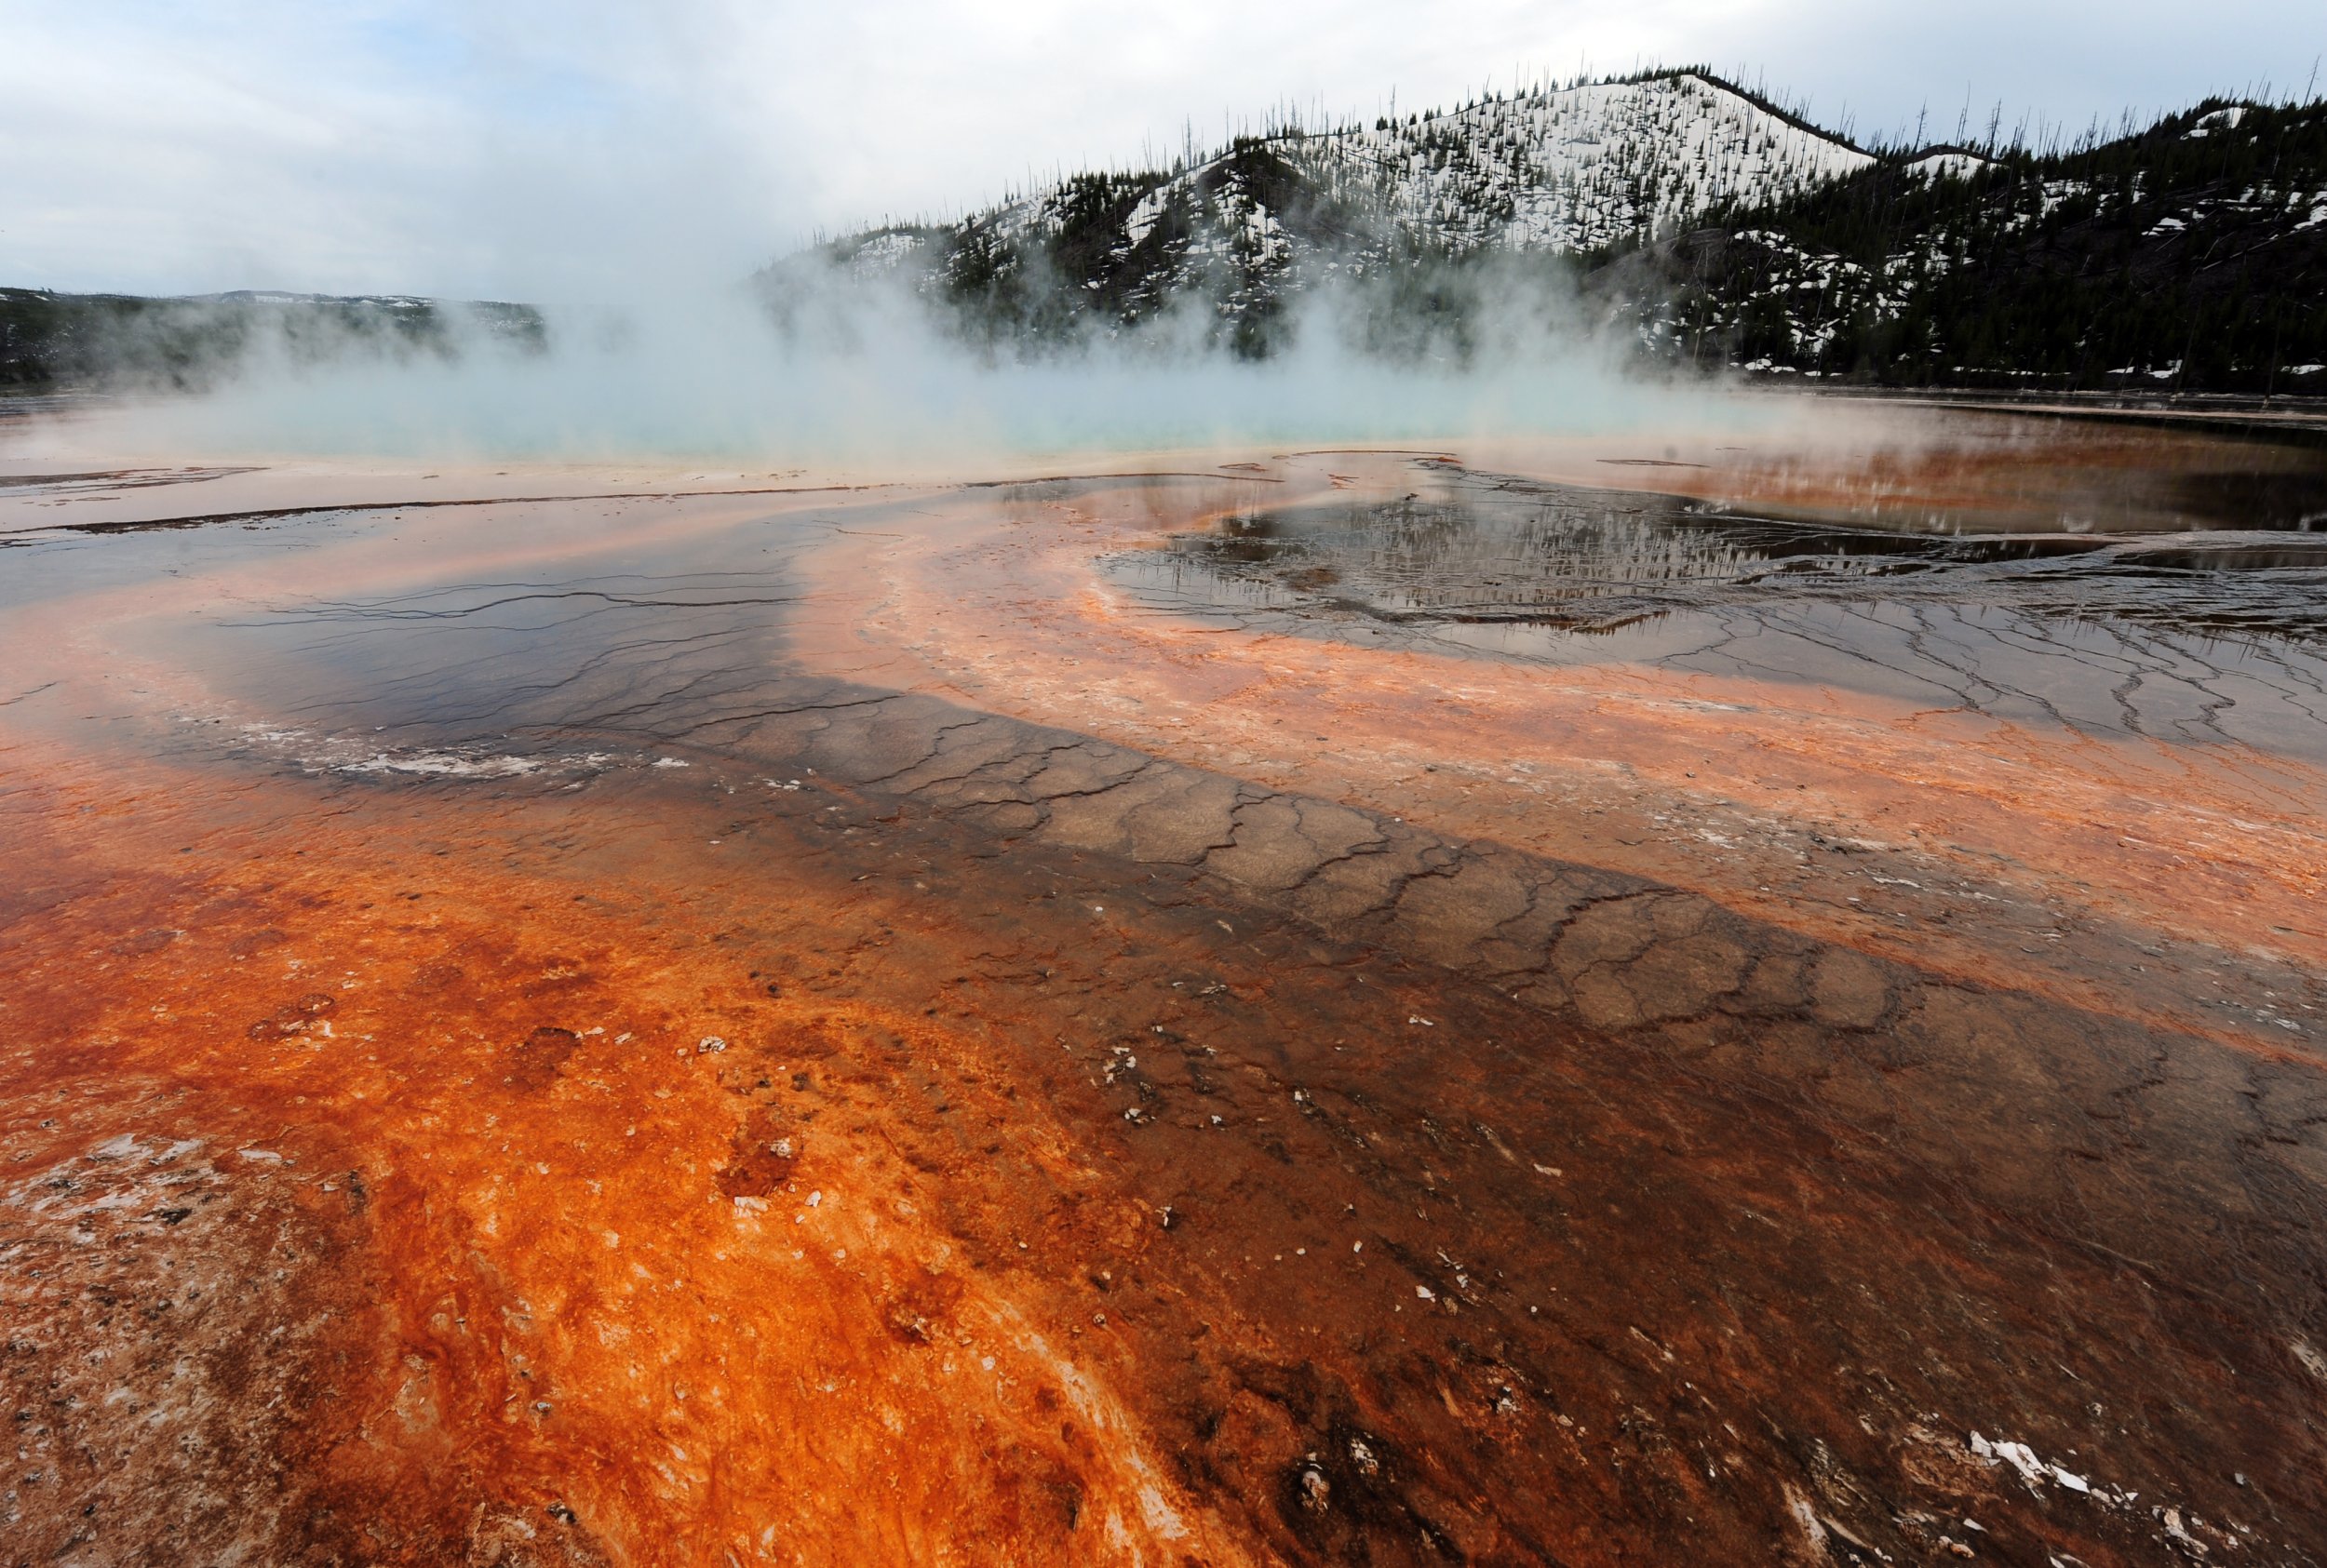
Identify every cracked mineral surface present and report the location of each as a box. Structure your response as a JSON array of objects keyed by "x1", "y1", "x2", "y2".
[{"x1": 2, "y1": 411, "x2": 2324, "y2": 1566}]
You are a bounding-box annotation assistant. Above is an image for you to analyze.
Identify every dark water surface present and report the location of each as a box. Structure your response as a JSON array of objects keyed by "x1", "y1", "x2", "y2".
[{"x1": 1107, "y1": 464, "x2": 2327, "y2": 757}]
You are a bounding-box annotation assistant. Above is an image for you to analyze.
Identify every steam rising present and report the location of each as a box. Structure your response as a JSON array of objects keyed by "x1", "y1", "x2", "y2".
[{"x1": 28, "y1": 264, "x2": 1749, "y2": 468}]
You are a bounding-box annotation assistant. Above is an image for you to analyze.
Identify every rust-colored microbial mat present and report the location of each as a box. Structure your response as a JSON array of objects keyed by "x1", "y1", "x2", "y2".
[{"x1": 3, "y1": 415, "x2": 2326, "y2": 1566}]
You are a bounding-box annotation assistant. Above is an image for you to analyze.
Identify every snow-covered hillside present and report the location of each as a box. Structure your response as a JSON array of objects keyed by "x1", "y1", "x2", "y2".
[
  {"x1": 1287, "y1": 72, "x2": 1873, "y2": 253},
  {"x1": 978, "y1": 71, "x2": 1873, "y2": 257},
  {"x1": 764, "y1": 71, "x2": 2327, "y2": 393},
  {"x1": 1594, "y1": 95, "x2": 2327, "y2": 394},
  {"x1": 797, "y1": 70, "x2": 1876, "y2": 329}
]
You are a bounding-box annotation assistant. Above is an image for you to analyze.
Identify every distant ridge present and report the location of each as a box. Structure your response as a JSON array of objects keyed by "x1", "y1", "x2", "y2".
[
  {"x1": 766, "y1": 69, "x2": 2327, "y2": 393},
  {"x1": 0, "y1": 287, "x2": 545, "y2": 392},
  {"x1": 976, "y1": 70, "x2": 1875, "y2": 259},
  {"x1": 773, "y1": 68, "x2": 1879, "y2": 355},
  {"x1": 1597, "y1": 96, "x2": 2327, "y2": 394}
]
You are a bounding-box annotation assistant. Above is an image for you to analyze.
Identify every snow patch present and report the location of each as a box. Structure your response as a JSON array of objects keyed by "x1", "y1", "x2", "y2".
[{"x1": 1903, "y1": 150, "x2": 1994, "y2": 181}]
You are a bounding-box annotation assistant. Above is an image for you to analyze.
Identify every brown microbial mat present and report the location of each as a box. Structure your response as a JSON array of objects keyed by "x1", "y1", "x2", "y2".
[{"x1": 3, "y1": 410, "x2": 2325, "y2": 1566}]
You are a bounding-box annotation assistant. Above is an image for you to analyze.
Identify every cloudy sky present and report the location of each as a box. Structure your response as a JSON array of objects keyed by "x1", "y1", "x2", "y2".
[{"x1": 3, "y1": 0, "x2": 2320, "y2": 300}]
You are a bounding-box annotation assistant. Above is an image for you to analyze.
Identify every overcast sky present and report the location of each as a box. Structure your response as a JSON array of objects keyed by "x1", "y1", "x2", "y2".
[{"x1": 3, "y1": 0, "x2": 2321, "y2": 300}]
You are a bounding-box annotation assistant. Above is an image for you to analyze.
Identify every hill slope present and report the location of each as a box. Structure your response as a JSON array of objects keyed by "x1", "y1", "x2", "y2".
[
  {"x1": 0, "y1": 288, "x2": 546, "y2": 393},
  {"x1": 780, "y1": 73, "x2": 2326, "y2": 395},
  {"x1": 1589, "y1": 99, "x2": 2327, "y2": 393},
  {"x1": 775, "y1": 70, "x2": 1875, "y2": 355}
]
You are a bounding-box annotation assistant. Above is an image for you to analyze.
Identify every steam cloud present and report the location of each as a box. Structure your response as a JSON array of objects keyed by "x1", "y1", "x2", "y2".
[{"x1": 20, "y1": 261, "x2": 1762, "y2": 469}]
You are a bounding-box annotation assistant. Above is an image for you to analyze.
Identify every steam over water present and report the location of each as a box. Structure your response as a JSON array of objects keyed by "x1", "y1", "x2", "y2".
[{"x1": 33, "y1": 280, "x2": 1712, "y2": 464}]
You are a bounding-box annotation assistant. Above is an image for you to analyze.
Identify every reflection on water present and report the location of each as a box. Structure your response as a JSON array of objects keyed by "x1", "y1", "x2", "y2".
[
  {"x1": 1581, "y1": 409, "x2": 2327, "y2": 535},
  {"x1": 220, "y1": 567, "x2": 811, "y2": 740},
  {"x1": 1109, "y1": 474, "x2": 2327, "y2": 640},
  {"x1": 1106, "y1": 469, "x2": 2327, "y2": 757}
]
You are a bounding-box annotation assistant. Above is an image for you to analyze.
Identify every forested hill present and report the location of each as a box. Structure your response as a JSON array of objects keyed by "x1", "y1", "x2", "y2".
[
  {"x1": 775, "y1": 74, "x2": 2327, "y2": 395},
  {"x1": 0, "y1": 289, "x2": 545, "y2": 392},
  {"x1": 767, "y1": 69, "x2": 1876, "y2": 357},
  {"x1": 1594, "y1": 99, "x2": 2327, "y2": 394}
]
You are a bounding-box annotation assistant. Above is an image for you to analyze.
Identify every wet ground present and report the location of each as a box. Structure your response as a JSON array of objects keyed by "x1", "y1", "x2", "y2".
[
  {"x1": 1105, "y1": 462, "x2": 2327, "y2": 755},
  {"x1": 2, "y1": 405, "x2": 2325, "y2": 1566}
]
